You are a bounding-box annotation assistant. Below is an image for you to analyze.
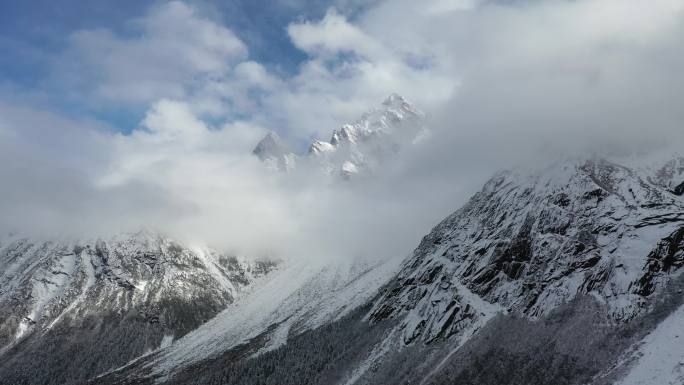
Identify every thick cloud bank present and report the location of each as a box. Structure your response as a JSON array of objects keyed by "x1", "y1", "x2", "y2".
[{"x1": 1, "y1": 0, "x2": 683, "y2": 260}]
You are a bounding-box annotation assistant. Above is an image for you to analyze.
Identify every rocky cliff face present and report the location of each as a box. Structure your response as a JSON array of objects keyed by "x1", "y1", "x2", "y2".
[
  {"x1": 370, "y1": 157, "x2": 684, "y2": 344},
  {"x1": 252, "y1": 132, "x2": 297, "y2": 172},
  {"x1": 90, "y1": 155, "x2": 684, "y2": 385},
  {"x1": 0, "y1": 231, "x2": 275, "y2": 385}
]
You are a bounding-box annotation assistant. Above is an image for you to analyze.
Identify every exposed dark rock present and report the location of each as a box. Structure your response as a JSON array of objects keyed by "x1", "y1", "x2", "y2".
[
  {"x1": 634, "y1": 227, "x2": 684, "y2": 296},
  {"x1": 674, "y1": 180, "x2": 684, "y2": 196}
]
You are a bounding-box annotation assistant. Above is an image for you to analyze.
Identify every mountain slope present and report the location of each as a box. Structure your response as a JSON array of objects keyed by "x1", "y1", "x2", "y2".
[
  {"x1": 611, "y1": 302, "x2": 684, "y2": 385},
  {"x1": 93, "y1": 256, "x2": 403, "y2": 384},
  {"x1": 0, "y1": 231, "x2": 275, "y2": 385},
  {"x1": 370, "y1": 157, "x2": 684, "y2": 343}
]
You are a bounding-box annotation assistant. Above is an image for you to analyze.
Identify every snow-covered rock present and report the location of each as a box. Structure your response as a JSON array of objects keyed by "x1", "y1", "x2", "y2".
[
  {"x1": 0, "y1": 230, "x2": 275, "y2": 355},
  {"x1": 252, "y1": 131, "x2": 297, "y2": 172},
  {"x1": 307, "y1": 93, "x2": 425, "y2": 176},
  {"x1": 252, "y1": 94, "x2": 426, "y2": 177},
  {"x1": 370, "y1": 156, "x2": 684, "y2": 343}
]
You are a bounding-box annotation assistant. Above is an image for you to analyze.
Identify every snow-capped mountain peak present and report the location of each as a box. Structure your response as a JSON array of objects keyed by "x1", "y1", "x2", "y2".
[
  {"x1": 382, "y1": 92, "x2": 424, "y2": 117},
  {"x1": 253, "y1": 94, "x2": 426, "y2": 178},
  {"x1": 252, "y1": 131, "x2": 296, "y2": 171},
  {"x1": 322, "y1": 93, "x2": 425, "y2": 148}
]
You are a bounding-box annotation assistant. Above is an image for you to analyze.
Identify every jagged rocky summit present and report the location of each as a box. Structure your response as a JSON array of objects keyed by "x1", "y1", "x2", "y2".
[
  {"x1": 370, "y1": 156, "x2": 684, "y2": 344},
  {"x1": 252, "y1": 132, "x2": 297, "y2": 172},
  {"x1": 252, "y1": 93, "x2": 426, "y2": 177}
]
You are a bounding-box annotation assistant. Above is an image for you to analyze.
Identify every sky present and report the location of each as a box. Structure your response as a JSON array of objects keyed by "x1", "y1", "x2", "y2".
[
  {"x1": 0, "y1": 0, "x2": 374, "y2": 130},
  {"x1": 1, "y1": 0, "x2": 683, "y2": 260}
]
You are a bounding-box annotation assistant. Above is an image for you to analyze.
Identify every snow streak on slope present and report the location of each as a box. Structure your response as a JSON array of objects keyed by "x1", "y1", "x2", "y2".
[
  {"x1": 616, "y1": 303, "x2": 684, "y2": 385},
  {"x1": 148, "y1": 256, "x2": 403, "y2": 379}
]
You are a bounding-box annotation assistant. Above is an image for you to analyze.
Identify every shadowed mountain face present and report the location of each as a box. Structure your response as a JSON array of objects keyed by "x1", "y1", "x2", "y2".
[
  {"x1": 88, "y1": 155, "x2": 684, "y2": 385},
  {"x1": 0, "y1": 232, "x2": 275, "y2": 385}
]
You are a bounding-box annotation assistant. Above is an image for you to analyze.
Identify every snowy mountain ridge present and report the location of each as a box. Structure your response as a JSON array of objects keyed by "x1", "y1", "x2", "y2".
[
  {"x1": 90, "y1": 153, "x2": 684, "y2": 385},
  {"x1": 252, "y1": 94, "x2": 426, "y2": 176},
  {"x1": 370, "y1": 155, "x2": 684, "y2": 343},
  {"x1": 0, "y1": 231, "x2": 276, "y2": 384}
]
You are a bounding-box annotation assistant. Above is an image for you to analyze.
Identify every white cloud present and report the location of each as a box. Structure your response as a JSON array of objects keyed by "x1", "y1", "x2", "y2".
[
  {"x1": 270, "y1": 8, "x2": 457, "y2": 140},
  {"x1": 424, "y1": 0, "x2": 479, "y2": 14},
  {"x1": 141, "y1": 99, "x2": 209, "y2": 141},
  {"x1": 288, "y1": 9, "x2": 387, "y2": 60},
  {"x1": 55, "y1": 1, "x2": 247, "y2": 106}
]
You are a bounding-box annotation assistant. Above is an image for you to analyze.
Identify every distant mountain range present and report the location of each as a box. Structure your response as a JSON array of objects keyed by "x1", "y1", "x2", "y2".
[
  {"x1": 1, "y1": 96, "x2": 683, "y2": 385},
  {"x1": 252, "y1": 94, "x2": 426, "y2": 177}
]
